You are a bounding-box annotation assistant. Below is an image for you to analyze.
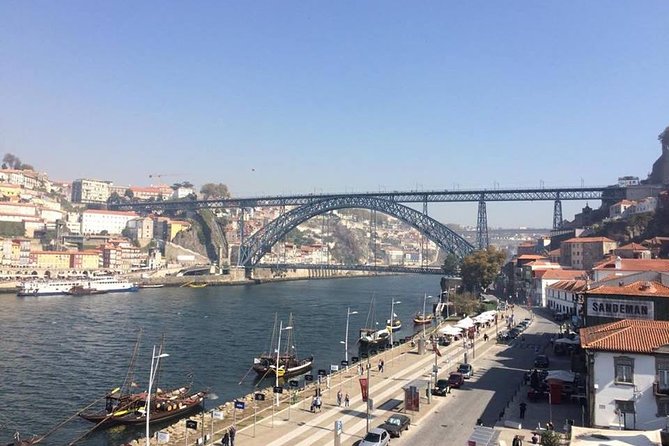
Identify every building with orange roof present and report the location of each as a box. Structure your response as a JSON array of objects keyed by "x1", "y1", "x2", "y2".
[
  {"x1": 541, "y1": 271, "x2": 588, "y2": 312},
  {"x1": 560, "y1": 237, "x2": 618, "y2": 270},
  {"x1": 592, "y1": 257, "x2": 669, "y2": 282},
  {"x1": 584, "y1": 280, "x2": 669, "y2": 327},
  {"x1": 614, "y1": 243, "x2": 652, "y2": 260},
  {"x1": 580, "y1": 319, "x2": 669, "y2": 430}
]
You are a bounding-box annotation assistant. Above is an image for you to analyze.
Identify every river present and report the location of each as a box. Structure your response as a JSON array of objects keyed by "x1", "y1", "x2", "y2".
[{"x1": 0, "y1": 274, "x2": 439, "y2": 445}]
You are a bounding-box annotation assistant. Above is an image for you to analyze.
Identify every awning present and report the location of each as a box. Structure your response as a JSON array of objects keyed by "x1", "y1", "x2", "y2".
[
  {"x1": 455, "y1": 316, "x2": 475, "y2": 329},
  {"x1": 570, "y1": 426, "x2": 661, "y2": 446},
  {"x1": 466, "y1": 425, "x2": 499, "y2": 446},
  {"x1": 545, "y1": 370, "x2": 576, "y2": 382}
]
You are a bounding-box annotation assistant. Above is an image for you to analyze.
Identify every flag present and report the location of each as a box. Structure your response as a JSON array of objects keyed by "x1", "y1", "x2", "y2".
[
  {"x1": 432, "y1": 340, "x2": 442, "y2": 357},
  {"x1": 359, "y1": 377, "x2": 369, "y2": 402}
]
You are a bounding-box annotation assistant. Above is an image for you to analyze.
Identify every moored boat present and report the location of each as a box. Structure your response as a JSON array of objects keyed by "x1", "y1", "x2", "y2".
[
  {"x1": 359, "y1": 327, "x2": 390, "y2": 345},
  {"x1": 18, "y1": 277, "x2": 138, "y2": 297},
  {"x1": 386, "y1": 317, "x2": 402, "y2": 332},
  {"x1": 253, "y1": 313, "x2": 313, "y2": 379},
  {"x1": 80, "y1": 333, "x2": 205, "y2": 429},
  {"x1": 413, "y1": 313, "x2": 434, "y2": 325}
]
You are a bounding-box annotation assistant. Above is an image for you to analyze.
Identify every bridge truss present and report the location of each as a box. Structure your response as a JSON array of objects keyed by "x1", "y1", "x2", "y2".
[{"x1": 238, "y1": 196, "x2": 475, "y2": 268}]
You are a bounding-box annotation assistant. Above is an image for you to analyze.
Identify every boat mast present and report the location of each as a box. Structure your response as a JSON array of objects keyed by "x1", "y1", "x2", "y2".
[
  {"x1": 285, "y1": 313, "x2": 294, "y2": 357},
  {"x1": 268, "y1": 313, "x2": 278, "y2": 357},
  {"x1": 119, "y1": 329, "x2": 142, "y2": 398},
  {"x1": 152, "y1": 334, "x2": 166, "y2": 396}
]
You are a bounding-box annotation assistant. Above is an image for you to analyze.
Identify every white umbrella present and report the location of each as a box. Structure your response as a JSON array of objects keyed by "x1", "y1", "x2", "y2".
[
  {"x1": 455, "y1": 316, "x2": 475, "y2": 329},
  {"x1": 439, "y1": 326, "x2": 463, "y2": 336}
]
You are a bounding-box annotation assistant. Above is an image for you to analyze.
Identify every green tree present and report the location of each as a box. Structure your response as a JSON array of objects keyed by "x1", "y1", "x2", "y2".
[
  {"x1": 108, "y1": 192, "x2": 122, "y2": 205},
  {"x1": 124, "y1": 189, "x2": 134, "y2": 200},
  {"x1": 450, "y1": 292, "x2": 480, "y2": 316},
  {"x1": 442, "y1": 252, "x2": 461, "y2": 275},
  {"x1": 460, "y1": 247, "x2": 506, "y2": 292},
  {"x1": 540, "y1": 430, "x2": 562, "y2": 446},
  {"x1": 200, "y1": 183, "x2": 231, "y2": 200}
]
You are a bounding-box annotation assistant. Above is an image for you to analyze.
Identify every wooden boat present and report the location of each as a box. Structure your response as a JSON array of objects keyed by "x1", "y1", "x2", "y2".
[
  {"x1": 183, "y1": 282, "x2": 207, "y2": 288},
  {"x1": 386, "y1": 317, "x2": 402, "y2": 332},
  {"x1": 359, "y1": 296, "x2": 391, "y2": 345},
  {"x1": 80, "y1": 333, "x2": 205, "y2": 429},
  {"x1": 253, "y1": 313, "x2": 313, "y2": 379},
  {"x1": 413, "y1": 313, "x2": 434, "y2": 325},
  {"x1": 79, "y1": 388, "x2": 205, "y2": 427},
  {"x1": 139, "y1": 284, "x2": 165, "y2": 289},
  {"x1": 359, "y1": 327, "x2": 390, "y2": 345}
]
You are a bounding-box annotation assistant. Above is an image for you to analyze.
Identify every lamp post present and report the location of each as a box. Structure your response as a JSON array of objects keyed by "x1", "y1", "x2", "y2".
[
  {"x1": 390, "y1": 299, "x2": 401, "y2": 347},
  {"x1": 341, "y1": 307, "x2": 358, "y2": 363},
  {"x1": 275, "y1": 321, "x2": 293, "y2": 407},
  {"x1": 146, "y1": 345, "x2": 169, "y2": 446}
]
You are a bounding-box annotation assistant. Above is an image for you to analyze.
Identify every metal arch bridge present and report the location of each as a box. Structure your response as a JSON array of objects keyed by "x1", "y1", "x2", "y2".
[
  {"x1": 254, "y1": 263, "x2": 446, "y2": 274},
  {"x1": 238, "y1": 196, "x2": 475, "y2": 268},
  {"x1": 111, "y1": 186, "x2": 625, "y2": 211}
]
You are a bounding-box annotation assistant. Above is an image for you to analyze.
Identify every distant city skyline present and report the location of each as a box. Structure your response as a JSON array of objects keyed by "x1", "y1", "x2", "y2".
[{"x1": 1, "y1": 2, "x2": 667, "y2": 227}]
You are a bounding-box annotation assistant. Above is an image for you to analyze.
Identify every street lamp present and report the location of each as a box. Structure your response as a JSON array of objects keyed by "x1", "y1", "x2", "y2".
[
  {"x1": 275, "y1": 321, "x2": 293, "y2": 407},
  {"x1": 341, "y1": 307, "x2": 358, "y2": 363},
  {"x1": 390, "y1": 299, "x2": 401, "y2": 347},
  {"x1": 146, "y1": 345, "x2": 169, "y2": 446}
]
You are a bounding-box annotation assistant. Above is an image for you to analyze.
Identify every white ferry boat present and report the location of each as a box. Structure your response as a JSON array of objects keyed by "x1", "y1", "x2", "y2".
[{"x1": 17, "y1": 277, "x2": 139, "y2": 297}]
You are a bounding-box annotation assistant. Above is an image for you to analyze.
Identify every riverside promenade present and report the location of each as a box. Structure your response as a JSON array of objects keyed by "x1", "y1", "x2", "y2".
[{"x1": 146, "y1": 310, "x2": 512, "y2": 446}]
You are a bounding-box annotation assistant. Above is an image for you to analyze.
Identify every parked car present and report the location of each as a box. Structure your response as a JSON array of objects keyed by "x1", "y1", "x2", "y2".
[
  {"x1": 378, "y1": 414, "x2": 411, "y2": 438},
  {"x1": 534, "y1": 354, "x2": 550, "y2": 368},
  {"x1": 359, "y1": 427, "x2": 390, "y2": 446},
  {"x1": 508, "y1": 328, "x2": 521, "y2": 339},
  {"x1": 432, "y1": 378, "x2": 451, "y2": 396},
  {"x1": 448, "y1": 372, "x2": 465, "y2": 388},
  {"x1": 458, "y1": 363, "x2": 474, "y2": 379}
]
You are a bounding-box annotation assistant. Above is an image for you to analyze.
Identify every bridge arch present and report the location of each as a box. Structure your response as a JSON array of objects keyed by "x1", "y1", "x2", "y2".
[{"x1": 239, "y1": 196, "x2": 475, "y2": 267}]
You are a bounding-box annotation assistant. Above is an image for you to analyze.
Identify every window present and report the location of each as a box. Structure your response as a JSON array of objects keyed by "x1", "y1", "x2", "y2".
[
  {"x1": 616, "y1": 400, "x2": 635, "y2": 414},
  {"x1": 615, "y1": 357, "x2": 634, "y2": 384},
  {"x1": 657, "y1": 358, "x2": 669, "y2": 393}
]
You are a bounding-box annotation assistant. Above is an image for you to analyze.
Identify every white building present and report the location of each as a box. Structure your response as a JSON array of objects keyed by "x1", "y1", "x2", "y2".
[
  {"x1": 81, "y1": 210, "x2": 138, "y2": 235},
  {"x1": 581, "y1": 319, "x2": 669, "y2": 430},
  {"x1": 534, "y1": 269, "x2": 587, "y2": 308},
  {"x1": 546, "y1": 278, "x2": 587, "y2": 318},
  {"x1": 71, "y1": 178, "x2": 111, "y2": 204},
  {"x1": 592, "y1": 257, "x2": 669, "y2": 282}
]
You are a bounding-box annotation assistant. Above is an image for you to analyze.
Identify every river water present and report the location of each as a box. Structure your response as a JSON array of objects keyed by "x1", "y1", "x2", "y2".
[{"x1": 0, "y1": 274, "x2": 438, "y2": 446}]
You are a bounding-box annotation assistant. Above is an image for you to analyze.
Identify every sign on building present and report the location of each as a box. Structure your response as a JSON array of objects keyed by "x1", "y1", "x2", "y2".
[{"x1": 587, "y1": 298, "x2": 654, "y2": 320}]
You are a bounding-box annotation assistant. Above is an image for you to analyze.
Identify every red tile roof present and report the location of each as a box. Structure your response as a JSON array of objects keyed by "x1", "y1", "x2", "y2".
[
  {"x1": 549, "y1": 279, "x2": 588, "y2": 292},
  {"x1": 593, "y1": 258, "x2": 669, "y2": 272},
  {"x1": 517, "y1": 254, "x2": 547, "y2": 260},
  {"x1": 580, "y1": 319, "x2": 669, "y2": 353},
  {"x1": 616, "y1": 243, "x2": 650, "y2": 251},
  {"x1": 562, "y1": 237, "x2": 616, "y2": 244},
  {"x1": 540, "y1": 270, "x2": 588, "y2": 280},
  {"x1": 587, "y1": 280, "x2": 669, "y2": 298}
]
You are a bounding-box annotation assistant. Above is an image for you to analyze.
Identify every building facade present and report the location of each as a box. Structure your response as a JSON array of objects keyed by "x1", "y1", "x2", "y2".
[
  {"x1": 560, "y1": 237, "x2": 618, "y2": 270},
  {"x1": 81, "y1": 210, "x2": 138, "y2": 235},
  {"x1": 71, "y1": 179, "x2": 111, "y2": 204},
  {"x1": 581, "y1": 320, "x2": 669, "y2": 431}
]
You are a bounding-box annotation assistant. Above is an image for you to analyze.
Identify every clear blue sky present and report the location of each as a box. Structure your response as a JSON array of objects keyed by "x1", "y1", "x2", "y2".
[{"x1": 1, "y1": 1, "x2": 667, "y2": 227}]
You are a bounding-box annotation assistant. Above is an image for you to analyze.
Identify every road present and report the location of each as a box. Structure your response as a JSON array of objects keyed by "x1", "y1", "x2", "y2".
[{"x1": 391, "y1": 307, "x2": 558, "y2": 445}]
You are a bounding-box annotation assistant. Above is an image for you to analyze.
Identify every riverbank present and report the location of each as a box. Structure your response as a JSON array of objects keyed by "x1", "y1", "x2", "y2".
[{"x1": 0, "y1": 269, "x2": 399, "y2": 294}]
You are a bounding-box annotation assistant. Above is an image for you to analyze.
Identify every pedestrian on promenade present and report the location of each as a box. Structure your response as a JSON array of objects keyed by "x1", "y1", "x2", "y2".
[
  {"x1": 344, "y1": 393, "x2": 350, "y2": 407},
  {"x1": 512, "y1": 434, "x2": 523, "y2": 446},
  {"x1": 311, "y1": 396, "x2": 317, "y2": 412},
  {"x1": 483, "y1": 333, "x2": 489, "y2": 342},
  {"x1": 357, "y1": 363, "x2": 363, "y2": 376},
  {"x1": 222, "y1": 430, "x2": 230, "y2": 446},
  {"x1": 336, "y1": 390, "x2": 342, "y2": 406},
  {"x1": 519, "y1": 402, "x2": 527, "y2": 419},
  {"x1": 546, "y1": 421, "x2": 554, "y2": 430},
  {"x1": 378, "y1": 359, "x2": 382, "y2": 372},
  {"x1": 229, "y1": 425, "x2": 236, "y2": 446}
]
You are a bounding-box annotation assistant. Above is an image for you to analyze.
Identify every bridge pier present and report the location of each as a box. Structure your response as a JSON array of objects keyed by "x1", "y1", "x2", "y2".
[
  {"x1": 476, "y1": 198, "x2": 489, "y2": 250},
  {"x1": 553, "y1": 199, "x2": 563, "y2": 230}
]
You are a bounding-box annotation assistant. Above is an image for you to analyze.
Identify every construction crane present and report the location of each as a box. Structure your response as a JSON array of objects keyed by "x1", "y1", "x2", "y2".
[{"x1": 148, "y1": 173, "x2": 182, "y2": 180}]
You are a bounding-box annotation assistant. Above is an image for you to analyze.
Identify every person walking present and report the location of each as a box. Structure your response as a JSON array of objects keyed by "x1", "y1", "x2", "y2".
[
  {"x1": 336, "y1": 390, "x2": 342, "y2": 406},
  {"x1": 229, "y1": 425, "x2": 236, "y2": 446},
  {"x1": 519, "y1": 402, "x2": 527, "y2": 419},
  {"x1": 512, "y1": 434, "x2": 523, "y2": 446},
  {"x1": 222, "y1": 430, "x2": 230, "y2": 446},
  {"x1": 378, "y1": 359, "x2": 382, "y2": 372},
  {"x1": 344, "y1": 393, "x2": 350, "y2": 407}
]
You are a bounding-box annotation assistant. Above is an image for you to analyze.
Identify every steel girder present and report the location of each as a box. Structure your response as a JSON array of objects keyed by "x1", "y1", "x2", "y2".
[
  {"x1": 238, "y1": 196, "x2": 475, "y2": 267},
  {"x1": 253, "y1": 263, "x2": 447, "y2": 274},
  {"x1": 110, "y1": 186, "x2": 626, "y2": 211}
]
